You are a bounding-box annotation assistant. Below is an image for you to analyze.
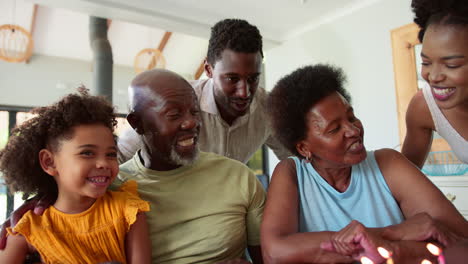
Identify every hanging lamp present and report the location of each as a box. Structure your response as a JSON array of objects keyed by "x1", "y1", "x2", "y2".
[
  {"x1": 0, "y1": 0, "x2": 34, "y2": 63},
  {"x1": 0, "y1": 24, "x2": 34, "y2": 63},
  {"x1": 134, "y1": 48, "x2": 166, "y2": 74}
]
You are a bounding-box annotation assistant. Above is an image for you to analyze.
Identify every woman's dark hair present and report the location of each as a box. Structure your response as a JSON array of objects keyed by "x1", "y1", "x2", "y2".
[
  {"x1": 412, "y1": 0, "x2": 468, "y2": 42},
  {"x1": 268, "y1": 64, "x2": 351, "y2": 158},
  {"x1": 206, "y1": 18, "x2": 263, "y2": 66},
  {"x1": 0, "y1": 87, "x2": 117, "y2": 200}
]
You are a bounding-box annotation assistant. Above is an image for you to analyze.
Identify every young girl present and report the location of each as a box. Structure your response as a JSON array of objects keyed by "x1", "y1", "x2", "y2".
[
  {"x1": 402, "y1": 0, "x2": 468, "y2": 167},
  {"x1": 0, "y1": 89, "x2": 151, "y2": 264}
]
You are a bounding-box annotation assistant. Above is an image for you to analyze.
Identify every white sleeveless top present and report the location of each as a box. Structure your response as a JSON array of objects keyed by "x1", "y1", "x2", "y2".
[{"x1": 422, "y1": 83, "x2": 468, "y2": 163}]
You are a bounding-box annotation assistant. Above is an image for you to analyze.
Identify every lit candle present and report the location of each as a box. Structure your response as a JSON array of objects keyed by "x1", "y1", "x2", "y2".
[
  {"x1": 421, "y1": 259, "x2": 432, "y2": 264},
  {"x1": 438, "y1": 254, "x2": 446, "y2": 264},
  {"x1": 360, "y1": 256, "x2": 374, "y2": 264},
  {"x1": 426, "y1": 243, "x2": 445, "y2": 264},
  {"x1": 426, "y1": 243, "x2": 442, "y2": 256},
  {"x1": 377, "y1": 247, "x2": 394, "y2": 264}
]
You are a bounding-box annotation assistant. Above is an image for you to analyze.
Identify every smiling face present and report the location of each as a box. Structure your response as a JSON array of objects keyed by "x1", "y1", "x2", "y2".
[
  {"x1": 131, "y1": 74, "x2": 201, "y2": 170},
  {"x1": 296, "y1": 92, "x2": 366, "y2": 169},
  {"x1": 49, "y1": 124, "x2": 118, "y2": 203},
  {"x1": 421, "y1": 24, "x2": 468, "y2": 109},
  {"x1": 206, "y1": 49, "x2": 262, "y2": 124}
]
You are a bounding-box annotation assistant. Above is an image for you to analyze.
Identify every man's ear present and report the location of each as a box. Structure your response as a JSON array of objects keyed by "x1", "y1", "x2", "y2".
[
  {"x1": 127, "y1": 112, "x2": 144, "y2": 135},
  {"x1": 39, "y1": 149, "x2": 57, "y2": 176},
  {"x1": 295, "y1": 141, "x2": 311, "y2": 159},
  {"x1": 204, "y1": 59, "x2": 213, "y2": 78}
]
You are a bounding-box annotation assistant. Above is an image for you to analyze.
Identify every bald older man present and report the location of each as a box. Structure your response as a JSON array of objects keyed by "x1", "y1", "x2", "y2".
[{"x1": 115, "y1": 69, "x2": 265, "y2": 264}]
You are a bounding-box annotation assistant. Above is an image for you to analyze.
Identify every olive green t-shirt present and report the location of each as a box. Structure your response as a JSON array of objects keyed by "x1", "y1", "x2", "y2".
[{"x1": 115, "y1": 151, "x2": 265, "y2": 264}]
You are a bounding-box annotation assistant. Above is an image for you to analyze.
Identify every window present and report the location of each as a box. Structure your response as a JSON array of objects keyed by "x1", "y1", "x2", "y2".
[
  {"x1": 247, "y1": 145, "x2": 269, "y2": 190},
  {"x1": 247, "y1": 148, "x2": 264, "y2": 175},
  {"x1": 0, "y1": 106, "x2": 33, "y2": 223},
  {"x1": 391, "y1": 23, "x2": 452, "y2": 152},
  {"x1": 115, "y1": 115, "x2": 131, "y2": 136},
  {"x1": 0, "y1": 111, "x2": 9, "y2": 223},
  {"x1": 391, "y1": 23, "x2": 465, "y2": 176}
]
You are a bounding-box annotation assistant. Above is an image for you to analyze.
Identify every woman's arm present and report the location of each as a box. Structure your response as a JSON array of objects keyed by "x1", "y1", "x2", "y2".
[
  {"x1": 125, "y1": 213, "x2": 151, "y2": 264},
  {"x1": 260, "y1": 159, "x2": 353, "y2": 264},
  {"x1": 0, "y1": 234, "x2": 29, "y2": 264},
  {"x1": 444, "y1": 239, "x2": 468, "y2": 264},
  {"x1": 322, "y1": 149, "x2": 466, "y2": 262},
  {"x1": 376, "y1": 149, "x2": 468, "y2": 241},
  {"x1": 401, "y1": 91, "x2": 434, "y2": 168}
]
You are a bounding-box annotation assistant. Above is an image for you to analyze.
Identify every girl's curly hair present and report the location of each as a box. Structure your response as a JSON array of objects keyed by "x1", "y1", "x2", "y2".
[
  {"x1": 412, "y1": 0, "x2": 468, "y2": 42},
  {"x1": 0, "y1": 87, "x2": 117, "y2": 200}
]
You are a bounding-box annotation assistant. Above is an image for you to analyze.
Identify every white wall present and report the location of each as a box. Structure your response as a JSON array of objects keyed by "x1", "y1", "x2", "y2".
[
  {"x1": 0, "y1": 54, "x2": 136, "y2": 113},
  {"x1": 265, "y1": 0, "x2": 414, "y2": 172}
]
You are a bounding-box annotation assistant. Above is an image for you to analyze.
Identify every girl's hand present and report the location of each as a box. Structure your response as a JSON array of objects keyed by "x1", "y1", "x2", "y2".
[{"x1": 352, "y1": 230, "x2": 388, "y2": 263}]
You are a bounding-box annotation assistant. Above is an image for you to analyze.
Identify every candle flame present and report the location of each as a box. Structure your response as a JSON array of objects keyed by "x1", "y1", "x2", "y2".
[
  {"x1": 360, "y1": 256, "x2": 374, "y2": 264},
  {"x1": 426, "y1": 243, "x2": 442, "y2": 256},
  {"x1": 377, "y1": 247, "x2": 391, "y2": 258},
  {"x1": 421, "y1": 259, "x2": 432, "y2": 264}
]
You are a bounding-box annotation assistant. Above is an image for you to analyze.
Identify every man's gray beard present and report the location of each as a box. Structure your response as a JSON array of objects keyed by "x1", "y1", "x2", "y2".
[{"x1": 169, "y1": 145, "x2": 200, "y2": 166}]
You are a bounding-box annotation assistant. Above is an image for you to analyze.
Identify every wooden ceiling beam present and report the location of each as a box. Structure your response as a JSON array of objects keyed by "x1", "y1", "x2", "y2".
[
  {"x1": 157, "y1": 31, "x2": 172, "y2": 52},
  {"x1": 146, "y1": 31, "x2": 172, "y2": 70},
  {"x1": 194, "y1": 60, "x2": 205, "y2": 80},
  {"x1": 26, "y1": 4, "x2": 38, "y2": 64}
]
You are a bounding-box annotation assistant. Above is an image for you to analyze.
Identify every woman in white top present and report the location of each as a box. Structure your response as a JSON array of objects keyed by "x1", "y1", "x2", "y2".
[{"x1": 402, "y1": 0, "x2": 468, "y2": 167}]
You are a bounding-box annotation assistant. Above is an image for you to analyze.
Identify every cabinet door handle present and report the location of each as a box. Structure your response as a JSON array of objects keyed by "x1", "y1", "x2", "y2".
[{"x1": 445, "y1": 193, "x2": 456, "y2": 202}]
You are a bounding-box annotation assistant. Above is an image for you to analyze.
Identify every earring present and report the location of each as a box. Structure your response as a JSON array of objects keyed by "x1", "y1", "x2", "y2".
[{"x1": 306, "y1": 153, "x2": 311, "y2": 162}]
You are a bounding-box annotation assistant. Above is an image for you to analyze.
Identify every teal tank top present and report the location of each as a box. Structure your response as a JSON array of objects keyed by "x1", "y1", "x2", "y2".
[{"x1": 292, "y1": 151, "x2": 404, "y2": 232}]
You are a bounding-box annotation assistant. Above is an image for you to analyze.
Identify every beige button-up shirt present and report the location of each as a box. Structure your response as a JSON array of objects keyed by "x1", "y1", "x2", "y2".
[{"x1": 117, "y1": 79, "x2": 290, "y2": 164}]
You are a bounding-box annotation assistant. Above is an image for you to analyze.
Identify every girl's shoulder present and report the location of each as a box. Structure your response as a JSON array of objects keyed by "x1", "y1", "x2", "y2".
[
  {"x1": 115, "y1": 180, "x2": 139, "y2": 196},
  {"x1": 106, "y1": 180, "x2": 150, "y2": 225}
]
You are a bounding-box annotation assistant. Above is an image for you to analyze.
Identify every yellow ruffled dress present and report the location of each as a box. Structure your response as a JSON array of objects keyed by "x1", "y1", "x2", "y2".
[{"x1": 9, "y1": 180, "x2": 150, "y2": 264}]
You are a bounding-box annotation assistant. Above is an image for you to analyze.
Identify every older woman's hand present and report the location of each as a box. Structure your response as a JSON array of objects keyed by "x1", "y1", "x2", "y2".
[
  {"x1": 321, "y1": 220, "x2": 392, "y2": 263},
  {"x1": 382, "y1": 212, "x2": 462, "y2": 247},
  {"x1": 320, "y1": 220, "x2": 367, "y2": 256}
]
